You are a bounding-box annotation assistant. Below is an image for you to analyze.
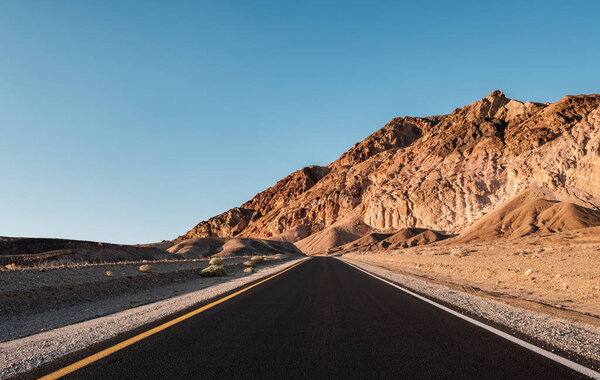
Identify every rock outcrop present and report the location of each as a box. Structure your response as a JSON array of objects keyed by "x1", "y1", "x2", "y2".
[{"x1": 179, "y1": 90, "x2": 600, "y2": 254}]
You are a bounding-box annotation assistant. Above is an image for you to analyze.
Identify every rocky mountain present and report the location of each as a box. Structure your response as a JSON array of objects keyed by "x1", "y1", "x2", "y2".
[{"x1": 179, "y1": 90, "x2": 600, "y2": 254}]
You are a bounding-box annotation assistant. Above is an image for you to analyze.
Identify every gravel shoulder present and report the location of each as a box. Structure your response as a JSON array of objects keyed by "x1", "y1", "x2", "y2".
[
  {"x1": 0, "y1": 258, "x2": 304, "y2": 379},
  {"x1": 339, "y1": 257, "x2": 600, "y2": 367}
]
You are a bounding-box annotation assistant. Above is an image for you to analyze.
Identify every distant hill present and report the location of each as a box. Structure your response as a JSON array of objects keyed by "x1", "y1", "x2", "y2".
[{"x1": 0, "y1": 236, "x2": 302, "y2": 267}]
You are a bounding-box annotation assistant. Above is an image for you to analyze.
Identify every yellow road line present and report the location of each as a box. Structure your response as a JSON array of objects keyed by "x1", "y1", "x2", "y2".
[{"x1": 39, "y1": 259, "x2": 309, "y2": 380}]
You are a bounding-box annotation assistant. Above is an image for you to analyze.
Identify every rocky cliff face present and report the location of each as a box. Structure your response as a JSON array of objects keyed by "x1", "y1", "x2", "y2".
[{"x1": 179, "y1": 91, "x2": 600, "y2": 248}]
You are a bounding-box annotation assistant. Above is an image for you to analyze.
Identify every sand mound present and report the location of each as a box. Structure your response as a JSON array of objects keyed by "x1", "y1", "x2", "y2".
[
  {"x1": 167, "y1": 237, "x2": 303, "y2": 258},
  {"x1": 342, "y1": 232, "x2": 394, "y2": 248},
  {"x1": 382, "y1": 229, "x2": 449, "y2": 249},
  {"x1": 379, "y1": 228, "x2": 427, "y2": 246},
  {"x1": 458, "y1": 191, "x2": 600, "y2": 242},
  {"x1": 295, "y1": 214, "x2": 374, "y2": 255},
  {"x1": 329, "y1": 228, "x2": 449, "y2": 253}
]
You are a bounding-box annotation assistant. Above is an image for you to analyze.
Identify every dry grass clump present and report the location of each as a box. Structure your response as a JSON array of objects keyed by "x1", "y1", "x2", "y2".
[
  {"x1": 1, "y1": 258, "x2": 206, "y2": 272},
  {"x1": 139, "y1": 264, "x2": 152, "y2": 273},
  {"x1": 209, "y1": 257, "x2": 223, "y2": 265},
  {"x1": 450, "y1": 247, "x2": 470, "y2": 258},
  {"x1": 250, "y1": 256, "x2": 264, "y2": 262},
  {"x1": 105, "y1": 270, "x2": 113, "y2": 277},
  {"x1": 243, "y1": 261, "x2": 256, "y2": 268},
  {"x1": 243, "y1": 267, "x2": 254, "y2": 274},
  {"x1": 201, "y1": 265, "x2": 227, "y2": 277}
]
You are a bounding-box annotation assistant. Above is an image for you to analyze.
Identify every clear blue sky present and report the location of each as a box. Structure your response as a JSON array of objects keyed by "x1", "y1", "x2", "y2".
[{"x1": 1, "y1": 1, "x2": 599, "y2": 244}]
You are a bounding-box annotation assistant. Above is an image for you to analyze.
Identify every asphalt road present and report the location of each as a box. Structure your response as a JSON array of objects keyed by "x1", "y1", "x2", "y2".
[{"x1": 32, "y1": 257, "x2": 589, "y2": 379}]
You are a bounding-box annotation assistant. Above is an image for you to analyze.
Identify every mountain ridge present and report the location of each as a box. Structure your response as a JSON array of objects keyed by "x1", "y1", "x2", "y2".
[{"x1": 179, "y1": 90, "x2": 600, "y2": 254}]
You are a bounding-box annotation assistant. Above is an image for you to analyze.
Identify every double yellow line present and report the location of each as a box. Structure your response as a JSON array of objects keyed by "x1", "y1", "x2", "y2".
[{"x1": 40, "y1": 259, "x2": 308, "y2": 379}]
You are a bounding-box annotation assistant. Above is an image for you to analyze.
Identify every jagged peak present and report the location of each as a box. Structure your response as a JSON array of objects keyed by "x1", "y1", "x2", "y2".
[
  {"x1": 453, "y1": 90, "x2": 544, "y2": 122},
  {"x1": 484, "y1": 89, "x2": 507, "y2": 102}
]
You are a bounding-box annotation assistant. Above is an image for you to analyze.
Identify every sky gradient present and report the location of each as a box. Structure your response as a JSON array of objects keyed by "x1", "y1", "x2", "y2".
[{"x1": 1, "y1": 0, "x2": 599, "y2": 244}]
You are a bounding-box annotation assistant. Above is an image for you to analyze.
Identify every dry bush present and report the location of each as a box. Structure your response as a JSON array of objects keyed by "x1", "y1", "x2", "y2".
[
  {"x1": 243, "y1": 261, "x2": 256, "y2": 268},
  {"x1": 243, "y1": 267, "x2": 254, "y2": 274},
  {"x1": 4, "y1": 263, "x2": 19, "y2": 271},
  {"x1": 250, "y1": 256, "x2": 264, "y2": 262},
  {"x1": 209, "y1": 257, "x2": 223, "y2": 265},
  {"x1": 450, "y1": 247, "x2": 470, "y2": 258},
  {"x1": 139, "y1": 264, "x2": 152, "y2": 273},
  {"x1": 201, "y1": 265, "x2": 227, "y2": 277},
  {"x1": 105, "y1": 270, "x2": 113, "y2": 277}
]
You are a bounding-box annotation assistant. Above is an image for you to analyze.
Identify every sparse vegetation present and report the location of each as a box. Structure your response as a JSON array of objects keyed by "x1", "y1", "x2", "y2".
[
  {"x1": 0, "y1": 258, "x2": 207, "y2": 271},
  {"x1": 250, "y1": 256, "x2": 264, "y2": 262},
  {"x1": 201, "y1": 265, "x2": 226, "y2": 277},
  {"x1": 450, "y1": 247, "x2": 469, "y2": 258},
  {"x1": 139, "y1": 265, "x2": 152, "y2": 273},
  {"x1": 243, "y1": 261, "x2": 256, "y2": 268},
  {"x1": 243, "y1": 267, "x2": 254, "y2": 274},
  {"x1": 209, "y1": 257, "x2": 223, "y2": 265},
  {"x1": 4, "y1": 263, "x2": 18, "y2": 271}
]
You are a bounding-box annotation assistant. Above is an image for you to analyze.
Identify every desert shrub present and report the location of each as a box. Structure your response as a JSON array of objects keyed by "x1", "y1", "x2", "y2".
[
  {"x1": 209, "y1": 257, "x2": 223, "y2": 265},
  {"x1": 201, "y1": 265, "x2": 227, "y2": 277},
  {"x1": 4, "y1": 263, "x2": 18, "y2": 271},
  {"x1": 139, "y1": 264, "x2": 152, "y2": 273},
  {"x1": 243, "y1": 267, "x2": 254, "y2": 274},
  {"x1": 450, "y1": 247, "x2": 469, "y2": 258},
  {"x1": 105, "y1": 270, "x2": 113, "y2": 277},
  {"x1": 243, "y1": 261, "x2": 256, "y2": 268},
  {"x1": 250, "y1": 256, "x2": 264, "y2": 262}
]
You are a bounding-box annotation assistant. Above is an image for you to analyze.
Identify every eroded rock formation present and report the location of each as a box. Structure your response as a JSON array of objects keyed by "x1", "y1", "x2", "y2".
[{"x1": 179, "y1": 90, "x2": 600, "y2": 252}]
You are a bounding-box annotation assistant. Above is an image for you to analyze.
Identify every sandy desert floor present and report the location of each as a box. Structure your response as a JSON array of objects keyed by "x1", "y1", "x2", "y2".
[
  {"x1": 343, "y1": 227, "x2": 600, "y2": 327},
  {"x1": 0, "y1": 254, "x2": 293, "y2": 342}
]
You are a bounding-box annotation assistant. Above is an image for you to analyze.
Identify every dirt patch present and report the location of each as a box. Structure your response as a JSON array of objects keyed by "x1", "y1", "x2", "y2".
[{"x1": 0, "y1": 256, "x2": 291, "y2": 319}]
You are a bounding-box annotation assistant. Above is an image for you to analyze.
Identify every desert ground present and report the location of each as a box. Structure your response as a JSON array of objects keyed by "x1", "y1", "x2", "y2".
[{"x1": 343, "y1": 227, "x2": 600, "y2": 326}]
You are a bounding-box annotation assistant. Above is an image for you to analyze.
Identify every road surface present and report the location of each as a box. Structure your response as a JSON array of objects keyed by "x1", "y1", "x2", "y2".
[{"x1": 29, "y1": 257, "x2": 590, "y2": 379}]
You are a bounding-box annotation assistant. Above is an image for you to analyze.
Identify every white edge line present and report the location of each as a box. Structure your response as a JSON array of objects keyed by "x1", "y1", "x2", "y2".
[{"x1": 338, "y1": 258, "x2": 600, "y2": 380}]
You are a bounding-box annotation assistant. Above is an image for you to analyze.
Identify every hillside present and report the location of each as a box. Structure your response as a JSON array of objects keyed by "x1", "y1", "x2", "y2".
[
  {"x1": 458, "y1": 189, "x2": 600, "y2": 242},
  {"x1": 0, "y1": 236, "x2": 302, "y2": 267},
  {"x1": 180, "y1": 90, "x2": 600, "y2": 254}
]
